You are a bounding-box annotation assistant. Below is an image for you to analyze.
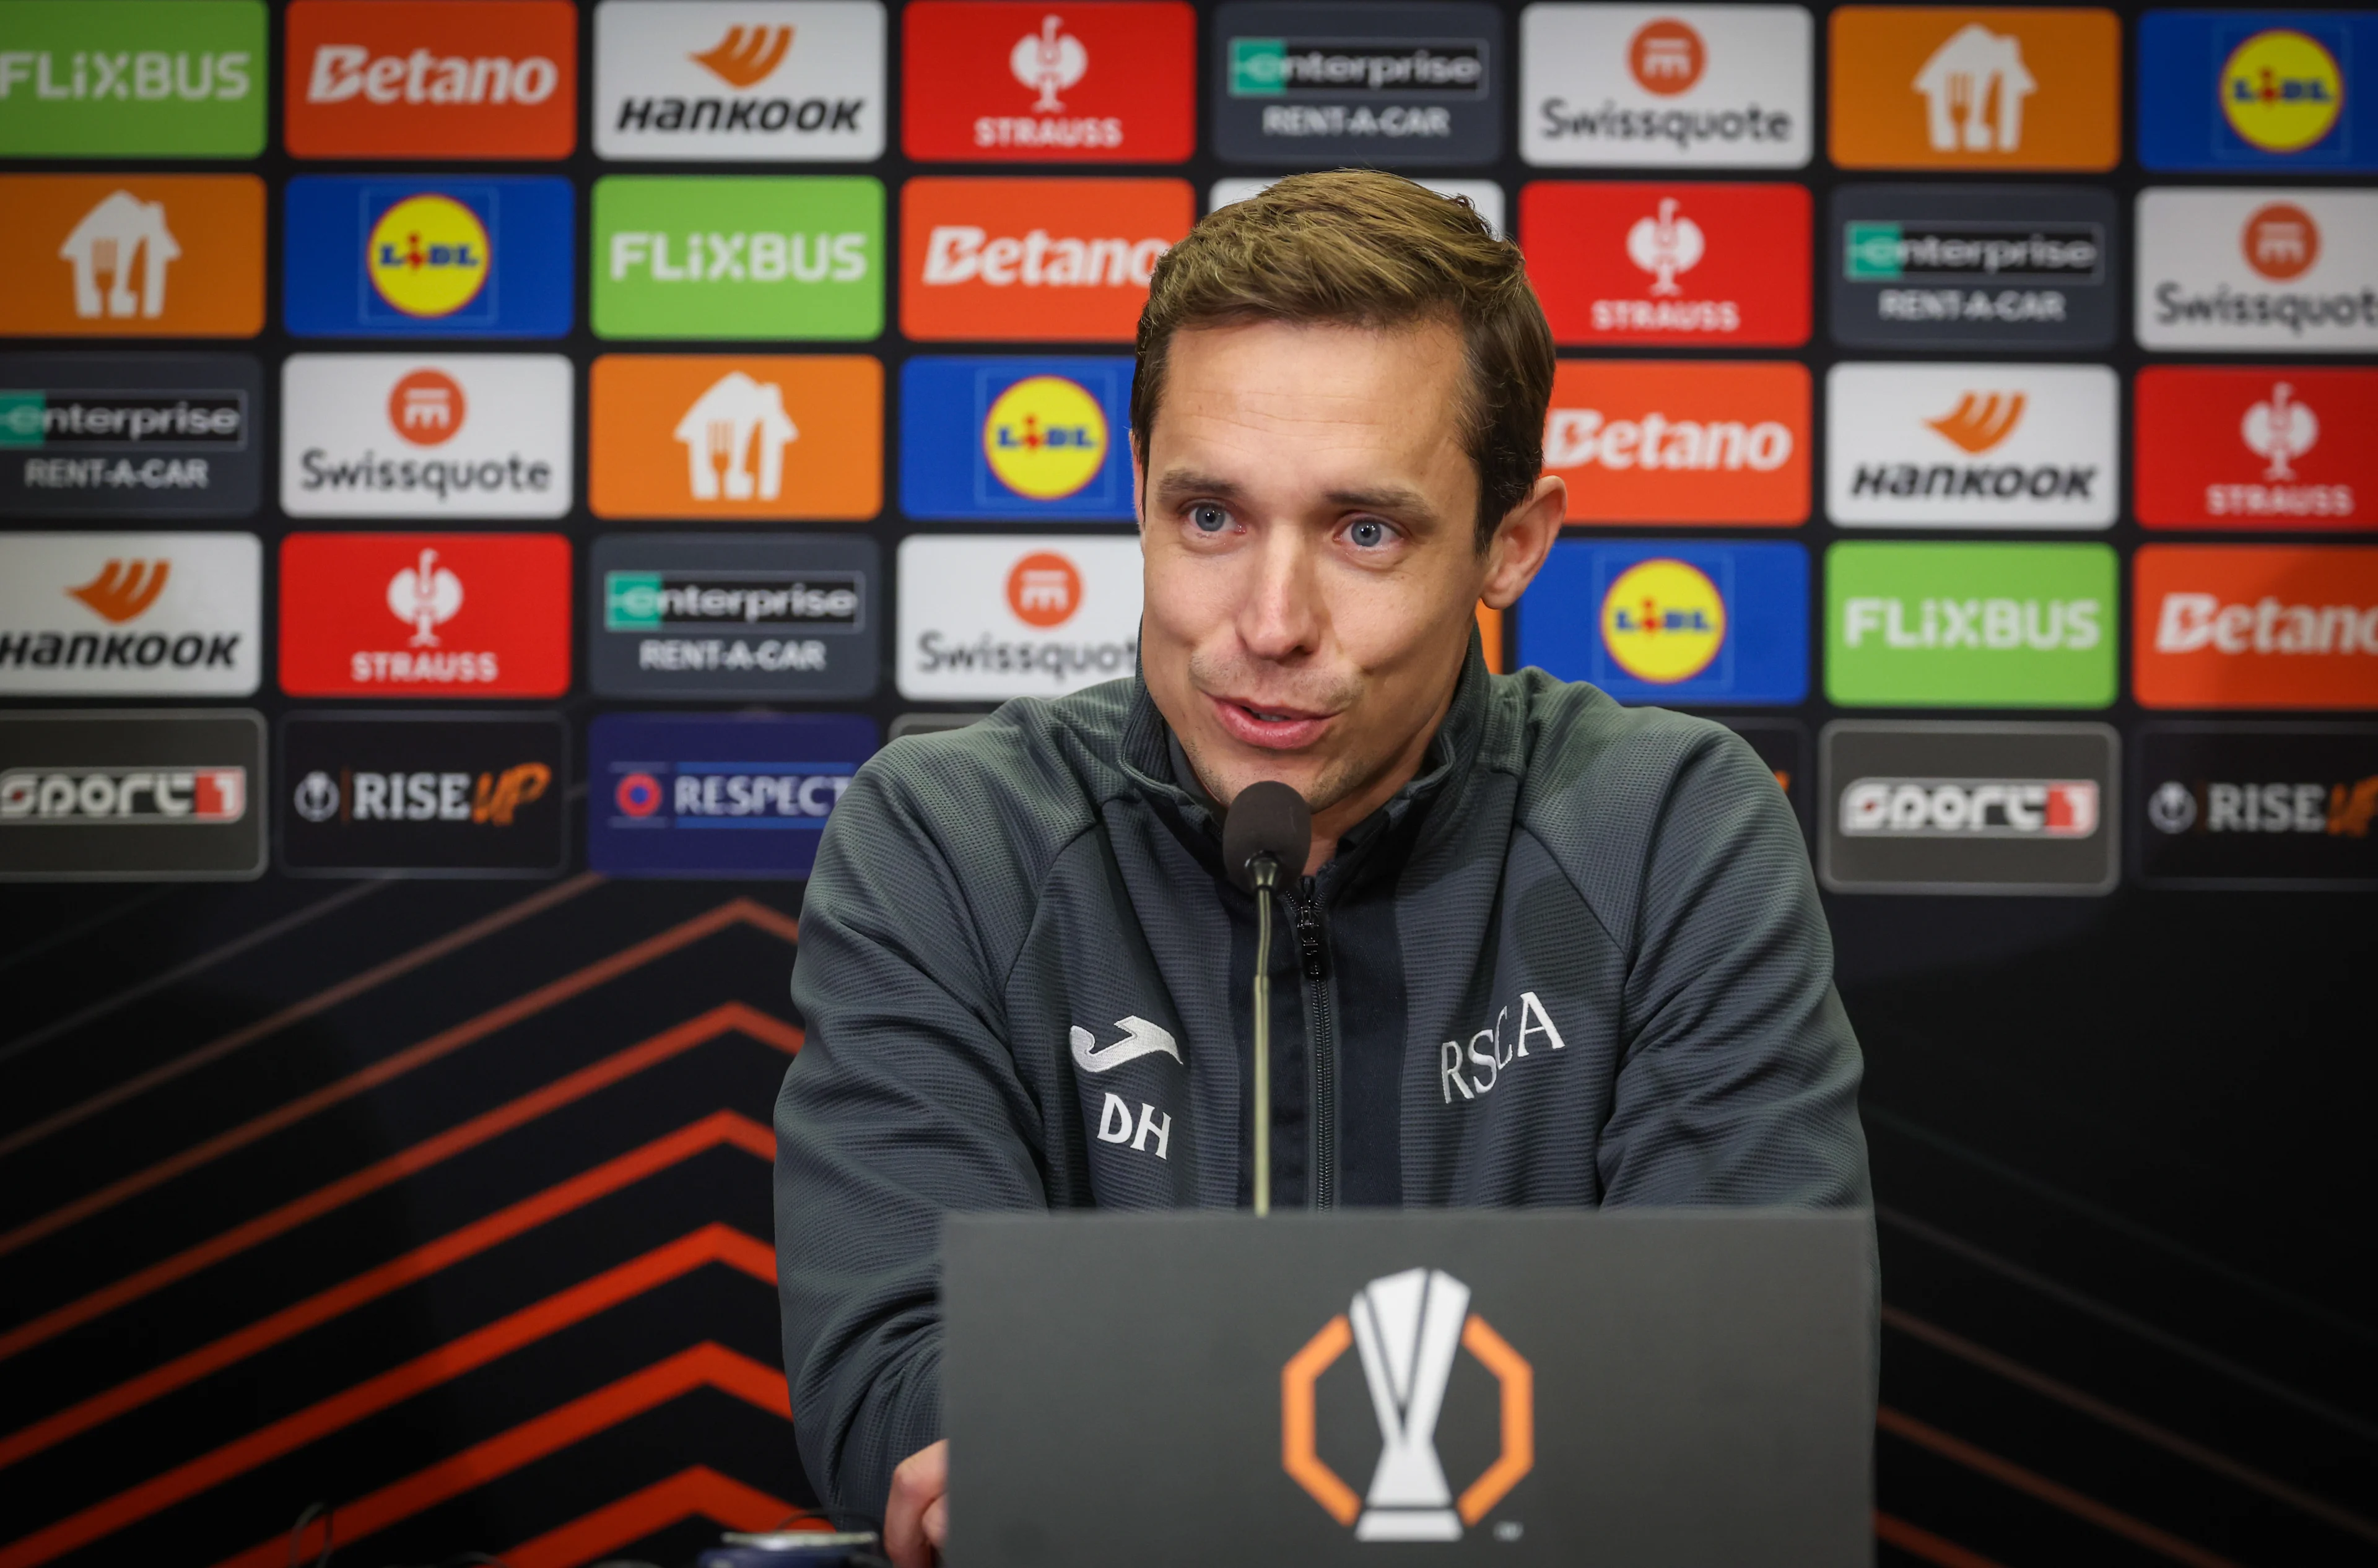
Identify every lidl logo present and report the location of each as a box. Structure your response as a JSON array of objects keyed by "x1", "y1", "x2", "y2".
[
  {"x1": 2141, "y1": 13, "x2": 2378, "y2": 173},
  {"x1": 589, "y1": 354, "x2": 882, "y2": 521},
  {"x1": 285, "y1": 0, "x2": 577, "y2": 160},
  {"x1": 0, "y1": 0, "x2": 264, "y2": 157},
  {"x1": 2135, "y1": 368, "x2": 2378, "y2": 531},
  {"x1": 1519, "y1": 539, "x2": 1807, "y2": 705},
  {"x1": 1541, "y1": 360, "x2": 1810, "y2": 526},
  {"x1": 902, "y1": 1, "x2": 1195, "y2": 163},
  {"x1": 901, "y1": 357, "x2": 1132, "y2": 521},
  {"x1": 592, "y1": 175, "x2": 884, "y2": 341},
  {"x1": 0, "y1": 175, "x2": 264, "y2": 338},
  {"x1": 1826, "y1": 541, "x2": 2117, "y2": 708},
  {"x1": 1829, "y1": 7, "x2": 2119, "y2": 172},
  {"x1": 284, "y1": 176, "x2": 573, "y2": 339}
]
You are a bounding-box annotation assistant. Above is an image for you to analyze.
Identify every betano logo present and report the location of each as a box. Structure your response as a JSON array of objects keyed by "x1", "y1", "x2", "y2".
[
  {"x1": 982, "y1": 376, "x2": 1107, "y2": 500},
  {"x1": 1541, "y1": 360, "x2": 1808, "y2": 525},
  {"x1": 0, "y1": 174, "x2": 264, "y2": 338},
  {"x1": 1600, "y1": 557, "x2": 1725, "y2": 683},
  {"x1": 365, "y1": 193, "x2": 489, "y2": 318},
  {"x1": 901, "y1": 176, "x2": 1192, "y2": 341},
  {"x1": 1829, "y1": 7, "x2": 2117, "y2": 172},
  {"x1": 285, "y1": 0, "x2": 576, "y2": 158},
  {"x1": 1283, "y1": 1268, "x2": 1531, "y2": 1541},
  {"x1": 2223, "y1": 30, "x2": 2343, "y2": 155},
  {"x1": 2136, "y1": 545, "x2": 2378, "y2": 710}
]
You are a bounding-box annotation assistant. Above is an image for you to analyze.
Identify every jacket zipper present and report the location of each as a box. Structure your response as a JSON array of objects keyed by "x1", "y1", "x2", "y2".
[{"x1": 1293, "y1": 886, "x2": 1336, "y2": 1208}]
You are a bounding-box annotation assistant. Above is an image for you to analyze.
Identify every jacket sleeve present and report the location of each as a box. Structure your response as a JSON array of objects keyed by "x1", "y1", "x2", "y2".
[
  {"x1": 1597, "y1": 728, "x2": 1872, "y2": 1209},
  {"x1": 775, "y1": 758, "x2": 1049, "y2": 1527}
]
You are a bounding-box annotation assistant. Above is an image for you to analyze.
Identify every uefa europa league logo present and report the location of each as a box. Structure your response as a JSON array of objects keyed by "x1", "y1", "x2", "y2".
[{"x1": 1284, "y1": 1268, "x2": 1534, "y2": 1541}]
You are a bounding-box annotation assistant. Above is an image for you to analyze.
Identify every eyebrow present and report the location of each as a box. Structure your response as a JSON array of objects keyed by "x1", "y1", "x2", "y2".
[{"x1": 1148, "y1": 468, "x2": 1446, "y2": 527}]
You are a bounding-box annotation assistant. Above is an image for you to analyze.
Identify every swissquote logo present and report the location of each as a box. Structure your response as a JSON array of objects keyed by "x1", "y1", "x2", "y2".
[
  {"x1": 588, "y1": 355, "x2": 881, "y2": 521},
  {"x1": 2135, "y1": 368, "x2": 2378, "y2": 529},
  {"x1": 1827, "y1": 363, "x2": 2116, "y2": 529},
  {"x1": 1283, "y1": 1268, "x2": 1531, "y2": 1541},
  {"x1": 0, "y1": 352, "x2": 264, "y2": 518},
  {"x1": 0, "y1": 532, "x2": 259, "y2": 697},
  {"x1": 1828, "y1": 7, "x2": 2117, "y2": 172},
  {"x1": 2138, "y1": 189, "x2": 2378, "y2": 352},
  {"x1": 2135, "y1": 545, "x2": 2378, "y2": 711},
  {"x1": 0, "y1": 0, "x2": 265, "y2": 158},
  {"x1": 902, "y1": 176, "x2": 1192, "y2": 342},
  {"x1": 1541, "y1": 359, "x2": 1809, "y2": 526},
  {"x1": 278, "y1": 533, "x2": 571, "y2": 698},
  {"x1": 1520, "y1": 4, "x2": 1812, "y2": 168},
  {"x1": 594, "y1": 1, "x2": 885, "y2": 161},
  {"x1": 282, "y1": 355, "x2": 572, "y2": 519},
  {"x1": 903, "y1": 2, "x2": 1194, "y2": 162},
  {"x1": 0, "y1": 174, "x2": 264, "y2": 338},
  {"x1": 285, "y1": 0, "x2": 577, "y2": 159},
  {"x1": 1521, "y1": 181, "x2": 1810, "y2": 346},
  {"x1": 897, "y1": 534, "x2": 1141, "y2": 700}
]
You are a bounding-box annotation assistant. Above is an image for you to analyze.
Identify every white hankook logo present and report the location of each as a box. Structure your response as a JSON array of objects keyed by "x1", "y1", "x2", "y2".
[{"x1": 1068, "y1": 1014, "x2": 1178, "y2": 1073}]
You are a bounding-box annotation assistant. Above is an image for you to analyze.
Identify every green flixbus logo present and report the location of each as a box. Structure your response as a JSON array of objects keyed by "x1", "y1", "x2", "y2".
[
  {"x1": 0, "y1": 1, "x2": 265, "y2": 157},
  {"x1": 1826, "y1": 542, "x2": 2118, "y2": 708},
  {"x1": 591, "y1": 176, "x2": 886, "y2": 341}
]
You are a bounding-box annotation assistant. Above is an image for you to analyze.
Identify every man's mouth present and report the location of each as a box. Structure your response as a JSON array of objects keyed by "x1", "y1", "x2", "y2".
[{"x1": 1208, "y1": 692, "x2": 1335, "y2": 751}]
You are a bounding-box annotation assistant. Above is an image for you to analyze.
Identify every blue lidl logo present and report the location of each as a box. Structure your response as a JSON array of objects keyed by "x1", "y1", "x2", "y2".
[
  {"x1": 588, "y1": 712, "x2": 878, "y2": 879},
  {"x1": 901, "y1": 357, "x2": 1133, "y2": 521},
  {"x1": 284, "y1": 176, "x2": 574, "y2": 338},
  {"x1": 2140, "y1": 12, "x2": 2376, "y2": 172},
  {"x1": 1519, "y1": 540, "x2": 1807, "y2": 706}
]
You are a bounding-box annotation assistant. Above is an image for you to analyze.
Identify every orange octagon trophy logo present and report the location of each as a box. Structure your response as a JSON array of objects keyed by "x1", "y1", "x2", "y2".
[{"x1": 1283, "y1": 1268, "x2": 1532, "y2": 1541}]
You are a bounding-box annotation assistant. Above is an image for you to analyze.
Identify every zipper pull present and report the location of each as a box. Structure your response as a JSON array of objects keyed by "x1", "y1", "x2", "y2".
[{"x1": 1293, "y1": 897, "x2": 1326, "y2": 980}]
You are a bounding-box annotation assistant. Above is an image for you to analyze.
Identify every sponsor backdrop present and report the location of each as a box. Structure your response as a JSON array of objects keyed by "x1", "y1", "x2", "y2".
[{"x1": 0, "y1": 2, "x2": 2371, "y2": 1567}]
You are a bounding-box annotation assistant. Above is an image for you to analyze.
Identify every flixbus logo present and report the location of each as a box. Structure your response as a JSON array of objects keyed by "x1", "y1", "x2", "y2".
[
  {"x1": 0, "y1": 1, "x2": 264, "y2": 157},
  {"x1": 2135, "y1": 545, "x2": 2378, "y2": 710},
  {"x1": 593, "y1": 175, "x2": 884, "y2": 341},
  {"x1": 1283, "y1": 1268, "x2": 1532, "y2": 1541},
  {"x1": 1826, "y1": 541, "x2": 2117, "y2": 708}
]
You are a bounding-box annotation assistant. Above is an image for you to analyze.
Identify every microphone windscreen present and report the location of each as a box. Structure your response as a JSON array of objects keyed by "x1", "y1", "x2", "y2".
[{"x1": 1222, "y1": 779, "x2": 1313, "y2": 892}]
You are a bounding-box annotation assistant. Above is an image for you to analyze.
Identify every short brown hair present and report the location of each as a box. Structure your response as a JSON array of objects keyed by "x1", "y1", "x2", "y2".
[{"x1": 1131, "y1": 170, "x2": 1554, "y2": 550}]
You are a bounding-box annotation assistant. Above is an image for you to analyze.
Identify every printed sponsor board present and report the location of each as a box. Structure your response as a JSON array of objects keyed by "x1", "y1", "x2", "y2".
[
  {"x1": 281, "y1": 712, "x2": 567, "y2": 877},
  {"x1": 0, "y1": 0, "x2": 264, "y2": 156},
  {"x1": 0, "y1": 709, "x2": 264, "y2": 881},
  {"x1": 1818, "y1": 720, "x2": 2119, "y2": 894},
  {"x1": 2136, "y1": 188, "x2": 2378, "y2": 353},
  {"x1": 588, "y1": 710, "x2": 879, "y2": 878},
  {"x1": 2134, "y1": 545, "x2": 2378, "y2": 711},
  {"x1": 905, "y1": 1, "x2": 1193, "y2": 163},
  {"x1": 279, "y1": 533, "x2": 572, "y2": 699},
  {"x1": 897, "y1": 534, "x2": 1143, "y2": 701},
  {"x1": 591, "y1": 175, "x2": 884, "y2": 340},
  {"x1": 284, "y1": 175, "x2": 573, "y2": 339},
  {"x1": 900, "y1": 357, "x2": 1132, "y2": 521},
  {"x1": 285, "y1": 0, "x2": 576, "y2": 159},
  {"x1": 1828, "y1": 7, "x2": 2120, "y2": 172},
  {"x1": 590, "y1": 532, "x2": 879, "y2": 700},
  {"x1": 2135, "y1": 368, "x2": 2378, "y2": 531},
  {"x1": 596, "y1": 1, "x2": 884, "y2": 162},
  {"x1": 1826, "y1": 362, "x2": 2117, "y2": 529},
  {"x1": 0, "y1": 174, "x2": 263, "y2": 338},
  {"x1": 281, "y1": 355, "x2": 572, "y2": 520},
  {"x1": 1213, "y1": 1, "x2": 1504, "y2": 166},
  {"x1": 2136, "y1": 723, "x2": 2378, "y2": 889},
  {"x1": 1722, "y1": 716, "x2": 1812, "y2": 834},
  {"x1": 901, "y1": 176, "x2": 1192, "y2": 342},
  {"x1": 0, "y1": 533, "x2": 258, "y2": 698},
  {"x1": 588, "y1": 355, "x2": 881, "y2": 521},
  {"x1": 1517, "y1": 539, "x2": 1808, "y2": 706},
  {"x1": 1209, "y1": 177, "x2": 1504, "y2": 235},
  {"x1": 2139, "y1": 11, "x2": 2376, "y2": 174},
  {"x1": 1518, "y1": 3, "x2": 1813, "y2": 170},
  {"x1": 1830, "y1": 183, "x2": 2117, "y2": 349},
  {"x1": 0, "y1": 352, "x2": 261, "y2": 518},
  {"x1": 1522, "y1": 181, "x2": 1810, "y2": 347},
  {"x1": 1826, "y1": 541, "x2": 2118, "y2": 708},
  {"x1": 1542, "y1": 359, "x2": 1810, "y2": 525}
]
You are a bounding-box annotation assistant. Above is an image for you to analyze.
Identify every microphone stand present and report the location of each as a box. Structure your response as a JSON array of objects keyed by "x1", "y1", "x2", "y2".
[{"x1": 1250, "y1": 853, "x2": 1278, "y2": 1217}]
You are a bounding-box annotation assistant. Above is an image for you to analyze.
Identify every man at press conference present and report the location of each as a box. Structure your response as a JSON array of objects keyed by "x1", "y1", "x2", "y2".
[{"x1": 775, "y1": 170, "x2": 1871, "y2": 1564}]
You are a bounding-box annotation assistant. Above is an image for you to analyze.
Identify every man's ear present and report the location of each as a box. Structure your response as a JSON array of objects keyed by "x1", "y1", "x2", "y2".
[
  {"x1": 1479, "y1": 474, "x2": 1566, "y2": 611},
  {"x1": 1130, "y1": 433, "x2": 1148, "y2": 530}
]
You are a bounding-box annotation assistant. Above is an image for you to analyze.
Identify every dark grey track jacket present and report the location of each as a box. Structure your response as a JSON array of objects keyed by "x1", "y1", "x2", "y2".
[{"x1": 775, "y1": 648, "x2": 1870, "y2": 1524}]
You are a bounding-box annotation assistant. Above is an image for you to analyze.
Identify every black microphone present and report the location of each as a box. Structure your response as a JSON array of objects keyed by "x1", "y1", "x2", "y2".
[{"x1": 1221, "y1": 781, "x2": 1309, "y2": 1216}]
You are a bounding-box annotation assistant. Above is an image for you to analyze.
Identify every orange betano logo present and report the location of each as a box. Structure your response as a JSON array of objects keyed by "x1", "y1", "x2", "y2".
[
  {"x1": 1925, "y1": 391, "x2": 2026, "y2": 455},
  {"x1": 69, "y1": 560, "x2": 170, "y2": 624},
  {"x1": 1283, "y1": 1268, "x2": 1532, "y2": 1542},
  {"x1": 693, "y1": 25, "x2": 793, "y2": 89}
]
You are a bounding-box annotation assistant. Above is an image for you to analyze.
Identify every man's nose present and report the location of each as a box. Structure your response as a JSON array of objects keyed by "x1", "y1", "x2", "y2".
[{"x1": 1236, "y1": 525, "x2": 1323, "y2": 659}]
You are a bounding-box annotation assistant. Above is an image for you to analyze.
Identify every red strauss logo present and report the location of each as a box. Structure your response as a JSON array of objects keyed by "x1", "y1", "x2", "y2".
[
  {"x1": 1521, "y1": 182, "x2": 1811, "y2": 348},
  {"x1": 278, "y1": 533, "x2": 572, "y2": 697},
  {"x1": 901, "y1": 1, "x2": 1195, "y2": 162},
  {"x1": 2135, "y1": 368, "x2": 2378, "y2": 530}
]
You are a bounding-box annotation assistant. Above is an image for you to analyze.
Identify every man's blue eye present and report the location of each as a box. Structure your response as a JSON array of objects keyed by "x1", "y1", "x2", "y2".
[
  {"x1": 1349, "y1": 520, "x2": 1387, "y2": 548},
  {"x1": 1192, "y1": 504, "x2": 1228, "y2": 533}
]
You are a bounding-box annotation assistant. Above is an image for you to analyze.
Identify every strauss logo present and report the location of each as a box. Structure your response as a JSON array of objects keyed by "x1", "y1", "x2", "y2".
[
  {"x1": 1625, "y1": 196, "x2": 1704, "y2": 296},
  {"x1": 1011, "y1": 14, "x2": 1089, "y2": 111},
  {"x1": 2242, "y1": 381, "x2": 2318, "y2": 481},
  {"x1": 386, "y1": 547, "x2": 464, "y2": 647}
]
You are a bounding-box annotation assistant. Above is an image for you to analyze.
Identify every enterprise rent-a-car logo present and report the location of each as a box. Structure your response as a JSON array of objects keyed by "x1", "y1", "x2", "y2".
[{"x1": 1214, "y1": 2, "x2": 1500, "y2": 165}]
